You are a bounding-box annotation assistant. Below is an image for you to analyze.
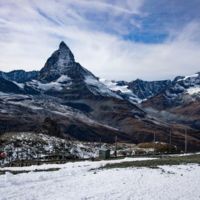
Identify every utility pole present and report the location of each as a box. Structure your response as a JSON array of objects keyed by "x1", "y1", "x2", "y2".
[
  {"x1": 115, "y1": 136, "x2": 118, "y2": 157},
  {"x1": 153, "y1": 132, "x2": 156, "y2": 155},
  {"x1": 99, "y1": 138, "x2": 102, "y2": 148},
  {"x1": 185, "y1": 128, "x2": 187, "y2": 153},
  {"x1": 153, "y1": 132, "x2": 156, "y2": 143},
  {"x1": 169, "y1": 128, "x2": 172, "y2": 153}
]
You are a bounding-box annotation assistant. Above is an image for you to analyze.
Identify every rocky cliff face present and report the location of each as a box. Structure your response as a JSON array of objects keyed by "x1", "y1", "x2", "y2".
[
  {"x1": 142, "y1": 73, "x2": 200, "y2": 131},
  {"x1": 0, "y1": 70, "x2": 38, "y2": 83},
  {"x1": 128, "y1": 79, "x2": 172, "y2": 100},
  {"x1": 39, "y1": 41, "x2": 76, "y2": 82},
  {"x1": 100, "y1": 78, "x2": 172, "y2": 103},
  {"x1": 143, "y1": 73, "x2": 200, "y2": 109}
]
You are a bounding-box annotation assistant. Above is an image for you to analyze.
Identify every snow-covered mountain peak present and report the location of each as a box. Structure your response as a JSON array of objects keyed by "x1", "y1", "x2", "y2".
[
  {"x1": 58, "y1": 41, "x2": 75, "y2": 64},
  {"x1": 29, "y1": 42, "x2": 121, "y2": 99},
  {"x1": 171, "y1": 73, "x2": 200, "y2": 93},
  {"x1": 176, "y1": 73, "x2": 200, "y2": 82},
  {"x1": 59, "y1": 41, "x2": 69, "y2": 49},
  {"x1": 39, "y1": 42, "x2": 75, "y2": 82}
]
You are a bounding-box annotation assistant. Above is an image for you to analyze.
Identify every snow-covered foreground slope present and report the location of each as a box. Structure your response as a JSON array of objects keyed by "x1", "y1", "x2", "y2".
[{"x1": 0, "y1": 158, "x2": 199, "y2": 200}]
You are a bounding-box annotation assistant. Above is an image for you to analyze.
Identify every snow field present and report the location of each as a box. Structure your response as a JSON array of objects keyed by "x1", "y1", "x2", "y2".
[{"x1": 0, "y1": 157, "x2": 200, "y2": 200}]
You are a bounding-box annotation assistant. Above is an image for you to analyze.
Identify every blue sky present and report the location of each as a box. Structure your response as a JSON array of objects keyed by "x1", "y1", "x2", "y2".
[{"x1": 0, "y1": 0, "x2": 200, "y2": 81}]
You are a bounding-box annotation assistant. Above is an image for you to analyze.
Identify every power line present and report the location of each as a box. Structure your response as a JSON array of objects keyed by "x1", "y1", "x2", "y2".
[{"x1": 115, "y1": 136, "x2": 118, "y2": 157}]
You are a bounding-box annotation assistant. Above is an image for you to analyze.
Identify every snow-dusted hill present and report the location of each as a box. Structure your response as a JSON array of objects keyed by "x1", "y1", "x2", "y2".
[{"x1": 0, "y1": 132, "x2": 100, "y2": 166}]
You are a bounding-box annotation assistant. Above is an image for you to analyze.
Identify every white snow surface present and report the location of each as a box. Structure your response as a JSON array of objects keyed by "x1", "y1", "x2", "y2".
[
  {"x1": 99, "y1": 78, "x2": 142, "y2": 103},
  {"x1": 27, "y1": 80, "x2": 63, "y2": 91},
  {"x1": 187, "y1": 86, "x2": 200, "y2": 95},
  {"x1": 84, "y1": 75, "x2": 122, "y2": 99},
  {"x1": 183, "y1": 73, "x2": 199, "y2": 80},
  {"x1": 12, "y1": 81, "x2": 25, "y2": 89},
  {"x1": 0, "y1": 158, "x2": 200, "y2": 200},
  {"x1": 177, "y1": 73, "x2": 199, "y2": 81},
  {"x1": 0, "y1": 157, "x2": 155, "y2": 171},
  {"x1": 56, "y1": 75, "x2": 71, "y2": 83},
  {"x1": 100, "y1": 78, "x2": 132, "y2": 94},
  {"x1": 27, "y1": 75, "x2": 72, "y2": 92}
]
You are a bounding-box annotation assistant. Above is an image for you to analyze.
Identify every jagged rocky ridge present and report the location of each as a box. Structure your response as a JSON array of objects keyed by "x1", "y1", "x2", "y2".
[
  {"x1": 144, "y1": 73, "x2": 200, "y2": 108},
  {"x1": 0, "y1": 42, "x2": 200, "y2": 151},
  {"x1": 0, "y1": 70, "x2": 38, "y2": 83},
  {"x1": 100, "y1": 78, "x2": 172, "y2": 103},
  {"x1": 143, "y1": 73, "x2": 200, "y2": 130}
]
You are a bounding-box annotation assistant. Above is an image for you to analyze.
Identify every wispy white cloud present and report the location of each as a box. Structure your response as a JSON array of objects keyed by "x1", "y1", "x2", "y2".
[{"x1": 0, "y1": 0, "x2": 200, "y2": 81}]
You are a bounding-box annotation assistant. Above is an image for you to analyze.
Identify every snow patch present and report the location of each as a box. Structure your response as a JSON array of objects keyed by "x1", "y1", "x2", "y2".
[
  {"x1": 56, "y1": 75, "x2": 71, "y2": 83},
  {"x1": 27, "y1": 76, "x2": 72, "y2": 92},
  {"x1": 187, "y1": 86, "x2": 200, "y2": 95},
  {"x1": 13, "y1": 81, "x2": 24, "y2": 89},
  {"x1": 100, "y1": 78, "x2": 132, "y2": 94},
  {"x1": 100, "y1": 78, "x2": 142, "y2": 103},
  {"x1": 27, "y1": 80, "x2": 63, "y2": 91},
  {"x1": 84, "y1": 75, "x2": 121, "y2": 99},
  {"x1": 177, "y1": 73, "x2": 199, "y2": 82}
]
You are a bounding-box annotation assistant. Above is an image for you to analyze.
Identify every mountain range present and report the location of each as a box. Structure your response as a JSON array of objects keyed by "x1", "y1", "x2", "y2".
[{"x1": 0, "y1": 41, "x2": 200, "y2": 151}]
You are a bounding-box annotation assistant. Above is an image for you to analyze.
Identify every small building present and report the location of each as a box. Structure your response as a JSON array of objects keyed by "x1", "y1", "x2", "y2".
[{"x1": 99, "y1": 148, "x2": 110, "y2": 159}]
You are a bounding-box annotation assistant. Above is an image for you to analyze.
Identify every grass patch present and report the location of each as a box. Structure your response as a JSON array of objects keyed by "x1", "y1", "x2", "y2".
[
  {"x1": 101, "y1": 154, "x2": 200, "y2": 169},
  {"x1": 137, "y1": 142, "x2": 177, "y2": 153}
]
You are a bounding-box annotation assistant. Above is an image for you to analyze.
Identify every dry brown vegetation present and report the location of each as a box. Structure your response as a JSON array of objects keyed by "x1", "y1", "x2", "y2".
[{"x1": 137, "y1": 142, "x2": 177, "y2": 153}]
